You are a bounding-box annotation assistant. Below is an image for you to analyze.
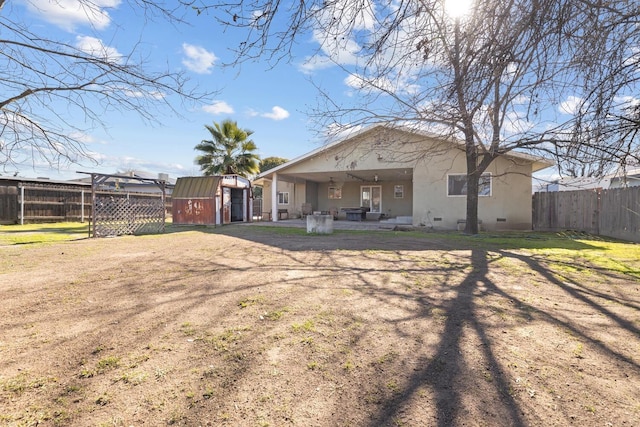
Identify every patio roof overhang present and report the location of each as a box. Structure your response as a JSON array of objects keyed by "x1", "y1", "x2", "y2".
[{"x1": 253, "y1": 167, "x2": 414, "y2": 186}]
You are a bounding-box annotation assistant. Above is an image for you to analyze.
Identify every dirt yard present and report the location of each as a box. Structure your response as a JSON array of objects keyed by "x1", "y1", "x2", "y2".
[{"x1": 1, "y1": 225, "x2": 639, "y2": 426}]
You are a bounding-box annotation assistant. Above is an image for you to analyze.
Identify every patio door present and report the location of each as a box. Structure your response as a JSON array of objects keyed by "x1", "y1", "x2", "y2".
[{"x1": 361, "y1": 185, "x2": 382, "y2": 213}]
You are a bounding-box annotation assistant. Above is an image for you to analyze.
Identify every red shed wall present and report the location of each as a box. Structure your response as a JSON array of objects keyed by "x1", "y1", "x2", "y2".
[{"x1": 172, "y1": 198, "x2": 216, "y2": 225}]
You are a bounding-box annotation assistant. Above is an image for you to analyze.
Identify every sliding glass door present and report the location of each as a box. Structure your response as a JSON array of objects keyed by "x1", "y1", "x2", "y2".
[{"x1": 361, "y1": 185, "x2": 382, "y2": 213}]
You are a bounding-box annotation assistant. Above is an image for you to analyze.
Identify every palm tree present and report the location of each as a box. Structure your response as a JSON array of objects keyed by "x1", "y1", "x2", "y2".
[{"x1": 195, "y1": 119, "x2": 261, "y2": 177}]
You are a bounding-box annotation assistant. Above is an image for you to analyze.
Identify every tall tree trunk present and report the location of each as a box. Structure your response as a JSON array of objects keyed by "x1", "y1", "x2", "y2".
[{"x1": 464, "y1": 133, "x2": 480, "y2": 235}]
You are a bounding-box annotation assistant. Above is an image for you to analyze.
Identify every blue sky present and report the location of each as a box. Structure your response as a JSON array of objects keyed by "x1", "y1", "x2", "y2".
[{"x1": 7, "y1": 0, "x2": 340, "y2": 181}]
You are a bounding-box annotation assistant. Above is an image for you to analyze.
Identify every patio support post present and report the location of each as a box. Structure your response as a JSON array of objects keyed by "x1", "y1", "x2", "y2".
[{"x1": 272, "y1": 172, "x2": 278, "y2": 222}]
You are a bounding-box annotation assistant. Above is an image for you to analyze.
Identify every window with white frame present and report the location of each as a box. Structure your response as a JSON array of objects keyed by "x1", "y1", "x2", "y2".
[
  {"x1": 394, "y1": 185, "x2": 404, "y2": 199},
  {"x1": 447, "y1": 173, "x2": 492, "y2": 197},
  {"x1": 328, "y1": 186, "x2": 342, "y2": 199},
  {"x1": 278, "y1": 191, "x2": 289, "y2": 204}
]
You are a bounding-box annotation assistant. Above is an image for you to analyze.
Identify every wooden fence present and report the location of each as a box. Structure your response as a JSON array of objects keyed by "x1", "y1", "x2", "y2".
[
  {"x1": 533, "y1": 186, "x2": 640, "y2": 243},
  {"x1": 0, "y1": 183, "x2": 91, "y2": 224},
  {"x1": 0, "y1": 182, "x2": 171, "y2": 225}
]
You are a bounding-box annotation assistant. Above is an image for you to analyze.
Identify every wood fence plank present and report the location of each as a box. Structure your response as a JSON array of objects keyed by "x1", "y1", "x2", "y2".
[{"x1": 533, "y1": 187, "x2": 640, "y2": 243}]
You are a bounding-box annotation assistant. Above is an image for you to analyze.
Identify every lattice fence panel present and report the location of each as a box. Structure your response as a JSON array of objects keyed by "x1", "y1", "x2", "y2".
[{"x1": 93, "y1": 193, "x2": 165, "y2": 237}]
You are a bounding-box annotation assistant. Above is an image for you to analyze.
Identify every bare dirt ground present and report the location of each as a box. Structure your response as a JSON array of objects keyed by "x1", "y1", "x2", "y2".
[{"x1": 1, "y1": 225, "x2": 639, "y2": 426}]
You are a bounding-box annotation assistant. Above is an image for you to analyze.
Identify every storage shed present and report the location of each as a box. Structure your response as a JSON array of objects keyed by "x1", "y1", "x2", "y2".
[{"x1": 172, "y1": 175, "x2": 253, "y2": 225}]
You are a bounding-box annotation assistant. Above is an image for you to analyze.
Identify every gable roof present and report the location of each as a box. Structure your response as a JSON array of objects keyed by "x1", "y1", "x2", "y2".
[{"x1": 257, "y1": 124, "x2": 554, "y2": 180}]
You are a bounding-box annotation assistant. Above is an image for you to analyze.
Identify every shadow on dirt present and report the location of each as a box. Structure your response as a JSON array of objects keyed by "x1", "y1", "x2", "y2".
[
  {"x1": 207, "y1": 224, "x2": 639, "y2": 426},
  {"x1": 183, "y1": 223, "x2": 602, "y2": 252}
]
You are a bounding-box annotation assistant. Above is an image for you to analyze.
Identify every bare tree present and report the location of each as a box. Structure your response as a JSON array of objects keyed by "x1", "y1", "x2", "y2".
[
  {"x1": 186, "y1": 0, "x2": 640, "y2": 234},
  {"x1": 0, "y1": 1, "x2": 209, "y2": 172}
]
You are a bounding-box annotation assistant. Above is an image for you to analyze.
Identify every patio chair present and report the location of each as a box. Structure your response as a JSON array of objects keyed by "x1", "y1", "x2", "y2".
[{"x1": 301, "y1": 203, "x2": 313, "y2": 218}]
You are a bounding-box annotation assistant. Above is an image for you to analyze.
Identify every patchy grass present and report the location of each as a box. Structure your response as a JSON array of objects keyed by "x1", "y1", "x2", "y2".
[
  {"x1": 1, "y1": 225, "x2": 638, "y2": 426},
  {"x1": 0, "y1": 222, "x2": 89, "y2": 245}
]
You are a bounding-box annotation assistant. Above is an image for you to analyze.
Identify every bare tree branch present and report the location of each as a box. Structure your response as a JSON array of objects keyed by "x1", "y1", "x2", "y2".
[{"x1": 0, "y1": 1, "x2": 213, "y2": 171}]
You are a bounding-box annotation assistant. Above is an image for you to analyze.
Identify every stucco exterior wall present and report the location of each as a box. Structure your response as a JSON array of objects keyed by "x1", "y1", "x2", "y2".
[
  {"x1": 413, "y1": 151, "x2": 534, "y2": 231},
  {"x1": 283, "y1": 130, "x2": 424, "y2": 174},
  {"x1": 262, "y1": 180, "x2": 308, "y2": 218},
  {"x1": 313, "y1": 180, "x2": 413, "y2": 218}
]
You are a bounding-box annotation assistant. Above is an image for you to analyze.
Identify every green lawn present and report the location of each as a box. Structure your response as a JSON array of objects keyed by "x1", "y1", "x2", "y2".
[{"x1": 0, "y1": 222, "x2": 90, "y2": 245}]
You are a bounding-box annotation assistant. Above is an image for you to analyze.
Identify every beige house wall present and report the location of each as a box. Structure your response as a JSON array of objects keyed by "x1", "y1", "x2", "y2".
[
  {"x1": 413, "y1": 153, "x2": 534, "y2": 231},
  {"x1": 312, "y1": 180, "x2": 413, "y2": 218},
  {"x1": 283, "y1": 130, "x2": 427, "y2": 175},
  {"x1": 261, "y1": 180, "x2": 307, "y2": 218},
  {"x1": 257, "y1": 126, "x2": 548, "y2": 230}
]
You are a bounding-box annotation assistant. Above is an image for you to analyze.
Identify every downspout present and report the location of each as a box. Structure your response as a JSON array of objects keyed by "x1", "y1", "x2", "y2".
[{"x1": 272, "y1": 172, "x2": 278, "y2": 222}]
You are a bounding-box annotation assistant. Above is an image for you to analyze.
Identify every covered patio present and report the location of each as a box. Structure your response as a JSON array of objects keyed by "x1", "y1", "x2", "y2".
[{"x1": 256, "y1": 167, "x2": 414, "y2": 223}]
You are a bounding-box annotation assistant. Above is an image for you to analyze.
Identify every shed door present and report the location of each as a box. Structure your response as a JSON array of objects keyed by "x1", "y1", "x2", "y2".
[
  {"x1": 223, "y1": 187, "x2": 231, "y2": 224},
  {"x1": 230, "y1": 188, "x2": 244, "y2": 222}
]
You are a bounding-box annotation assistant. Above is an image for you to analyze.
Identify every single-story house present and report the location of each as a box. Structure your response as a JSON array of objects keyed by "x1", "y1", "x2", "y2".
[
  {"x1": 172, "y1": 175, "x2": 253, "y2": 225},
  {"x1": 255, "y1": 124, "x2": 554, "y2": 231}
]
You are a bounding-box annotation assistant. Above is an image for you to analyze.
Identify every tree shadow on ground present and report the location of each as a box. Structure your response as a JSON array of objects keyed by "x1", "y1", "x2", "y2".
[
  {"x1": 367, "y1": 248, "x2": 527, "y2": 426},
  {"x1": 198, "y1": 223, "x2": 601, "y2": 252},
  {"x1": 2, "y1": 226, "x2": 638, "y2": 425},
  {"x1": 208, "y1": 225, "x2": 639, "y2": 426}
]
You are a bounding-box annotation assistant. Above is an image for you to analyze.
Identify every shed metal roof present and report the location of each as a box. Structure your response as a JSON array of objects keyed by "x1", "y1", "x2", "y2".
[{"x1": 172, "y1": 176, "x2": 221, "y2": 198}]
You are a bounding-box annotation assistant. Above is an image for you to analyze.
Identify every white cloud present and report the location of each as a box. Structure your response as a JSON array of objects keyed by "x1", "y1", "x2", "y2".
[
  {"x1": 614, "y1": 95, "x2": 640, "y2": 109},
  {"x1": 502, "y1": 110, "x2": 535, "y2": 136},
  {"x1": 298, "y1": 55, "x2": 335, "y2": 74},
  {"x1": 203, "y1": 101, "x2": 234, "y2": 115},
  {"x1": 68, "y1": 131, "x2": 100, "y2": 145},
  {"x1": 262, "y1": 106, "x2": 290, "y2": 121},
  {"x1": 300, "y1": 28, "x2": 362, "y2": 74},
  {"x1": 121, "y1": 89, "x2": 165, "y2": 100},
  {"x1": 75, "y1": 36, "x2": 123, "y2": 63},
  {"x1": 24, "y1": 0, "x2": 120, "y2": 31},
  {"x1": 559, "y1": 95, "x2": 583, "y2": 115},
  {"x1": 181, "y1": 43, "x2": 217, "y2": 74},
  {"x1": 344, "y1": 73, "x2": 419, "y2": 96},
  {"x1": 247, "y1": 106, "x2": 290, "y2": 120},
  {"x1": 298, "y1": 0, "x2": 376, "y2": 74}
]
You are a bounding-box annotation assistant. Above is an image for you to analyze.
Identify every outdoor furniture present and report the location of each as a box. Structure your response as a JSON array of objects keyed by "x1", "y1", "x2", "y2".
[
  {"x1": 342, "y1": 207, "x2": 370, "y2": 221},
  {"x1": 301, "y1": 203, "x2": 313, "y2": 218},
  {"x1": 277, "y1": 209, "x2": 289, "y2": 219}
]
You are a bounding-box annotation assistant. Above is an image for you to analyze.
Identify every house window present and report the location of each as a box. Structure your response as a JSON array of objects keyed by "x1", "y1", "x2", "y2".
[
  {"x1": 447, "y1": 173, "x2": 492, "y2": 197},
  {"x1": 278, "y1": 192, "x2": 289, "y2": 204},
  {"x1": 394, "y1": 185, "x2": 404, "y2": 199},
  {"x1": 328, "y1": 187, "x2": 342, "y2": 199}
]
